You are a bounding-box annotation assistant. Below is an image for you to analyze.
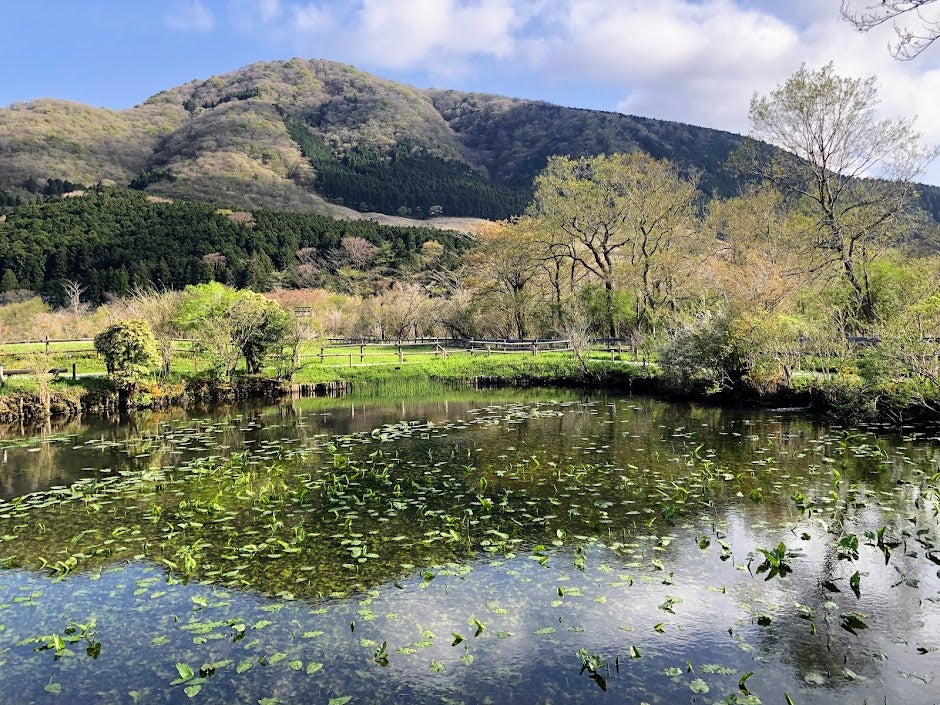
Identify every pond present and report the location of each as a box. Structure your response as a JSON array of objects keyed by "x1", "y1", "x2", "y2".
[{"x1": 0, "y1": 385, "x2": 938, "y2": 704}]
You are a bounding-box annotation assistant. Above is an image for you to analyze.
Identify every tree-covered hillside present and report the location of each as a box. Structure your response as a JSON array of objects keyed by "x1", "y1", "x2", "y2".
[
  {"x1": 0, "y1": 189, "x2": 465, "y2": 302},
  {"x1": 427, "y1": 91, "x2": 746, "y2": 198},
  {"x1": 285, "y1": 118, "x2": 527, "y2": 219}
]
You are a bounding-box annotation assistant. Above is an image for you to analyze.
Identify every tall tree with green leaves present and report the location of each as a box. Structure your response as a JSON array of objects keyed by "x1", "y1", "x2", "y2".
[
  {"x1": 530, "y1": 152, "x2": 700, "y2": 336},
  {"x1": 175, "y1": 282, "x2": 296, "y2": 378},
  {"x1": 463, "y1": 220, "x2": 544, "y2": 339},
  {"x1": 748, "y1": 62, "x2": 938, "y2": 325}
]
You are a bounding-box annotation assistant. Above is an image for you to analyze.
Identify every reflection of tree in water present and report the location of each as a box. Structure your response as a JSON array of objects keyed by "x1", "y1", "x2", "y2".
[{"x1": 0, "y1": 391, "x2": 936, "y2": 699}]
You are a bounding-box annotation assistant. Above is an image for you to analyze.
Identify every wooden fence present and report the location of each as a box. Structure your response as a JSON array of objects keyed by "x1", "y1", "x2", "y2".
[
  {"x1": 300, "y1": 338, "x2": 640, "y2": 367},
  {"x1": 0, "y1": 364, "x2": 75, "y2": 386}
]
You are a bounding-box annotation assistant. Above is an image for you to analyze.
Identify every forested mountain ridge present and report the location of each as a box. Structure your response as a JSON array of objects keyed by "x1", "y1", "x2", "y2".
[
  {"x1": 1, "y1": 57, "x2": 939, "y2": 223},
  {"x1": 425, "y1": 90, "x2": 744, "y2": 198}
]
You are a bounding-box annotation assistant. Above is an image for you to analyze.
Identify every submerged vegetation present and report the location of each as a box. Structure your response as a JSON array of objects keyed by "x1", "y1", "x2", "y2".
[{"x1": 0, "y1": 392, "x2": 937, "y2": 703}]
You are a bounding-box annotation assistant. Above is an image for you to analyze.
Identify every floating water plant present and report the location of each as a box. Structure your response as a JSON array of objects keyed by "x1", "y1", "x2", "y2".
[
  {"x1": 755, "y1": 542, "x2": 793, "y2": 580},
  {"x1": 0, "y1": 392, "x2": 937, "y2": 704}
]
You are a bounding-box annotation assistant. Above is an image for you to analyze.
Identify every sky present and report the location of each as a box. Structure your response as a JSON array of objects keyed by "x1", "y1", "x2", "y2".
[{"x1": 3, "y1": 0, "x2": 940, "y2": 184}]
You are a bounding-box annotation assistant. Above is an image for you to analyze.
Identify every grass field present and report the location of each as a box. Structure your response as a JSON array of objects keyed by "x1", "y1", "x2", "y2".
[{"x1": 0, "y1": 339, "x2": 648, "y2": 389}]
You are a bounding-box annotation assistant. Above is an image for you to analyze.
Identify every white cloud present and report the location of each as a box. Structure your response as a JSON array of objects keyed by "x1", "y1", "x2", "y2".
[
  {"x1": 258, "y1": 0, "x2": 517, "y2": 72},
  {"x1": 290, "y1": 3, "x2": 334, "y2": 32},
  {"x1": 258, "y1": 0, "x2": 283, "y2": 23},
  {"x1": 164, "y1": 0, "x2": 216, "y2": 32},
  {"x1": 351, "y1": 0, "x2": 517, "y2": 69}
]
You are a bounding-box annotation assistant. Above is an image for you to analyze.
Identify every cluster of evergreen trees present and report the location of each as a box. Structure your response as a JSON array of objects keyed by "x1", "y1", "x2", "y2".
[
  {"x1": 19, "y1": 178, "x2": 89, "y2": 197},
  {"x1": 285, "y1": 118, "x2": 528, "y2": 219},
  {"x1": 0, "y1": 188, "x2": 466, "y2": 303},
  {"x1": 0, "y1": 188, "x2": 20, "y2": 208}
]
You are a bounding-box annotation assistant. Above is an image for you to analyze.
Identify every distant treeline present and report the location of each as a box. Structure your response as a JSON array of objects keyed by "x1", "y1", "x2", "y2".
[{"x1": 0, "y1": 188, "x2": 466, "y2": 302}]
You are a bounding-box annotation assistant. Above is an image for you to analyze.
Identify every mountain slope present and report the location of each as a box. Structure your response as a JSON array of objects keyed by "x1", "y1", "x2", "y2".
[
  {"x1": 426, "y1": 90, "x2": 743, "y2": 197},
  {"x1": 1, "y1": 57, "x2": 938, "y2": 223},
  {"x1": 0, "y1": 99, "x2": 186, "y2": 189}
]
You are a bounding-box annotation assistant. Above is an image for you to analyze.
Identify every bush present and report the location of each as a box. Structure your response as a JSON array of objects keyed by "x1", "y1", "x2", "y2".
[
  {"x1": 658, "y1": 310, "x2": 753, "y2": 394},
  {"x1": 175, "y1": 283, "x2": 297, "y2": 378},
  {"x1": 93, "y1": 319, "x2": 159, "y2": 392}
]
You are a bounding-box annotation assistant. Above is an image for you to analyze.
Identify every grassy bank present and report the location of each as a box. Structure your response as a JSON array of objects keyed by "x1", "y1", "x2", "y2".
[
  {"x1": 0, "y1": 348, "x2": 937, "y2": 426},
  {"x1": 290, "y1": 351, "x2": 649, "y2": 385},
  {"x1": 0, "y1": 353, "x2": 652, "y2": 422}
]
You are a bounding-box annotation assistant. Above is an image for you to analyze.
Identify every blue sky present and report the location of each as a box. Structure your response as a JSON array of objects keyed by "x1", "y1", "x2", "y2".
[{"x1": 4, "y1": 0, "x2": 940, "y2": 184}]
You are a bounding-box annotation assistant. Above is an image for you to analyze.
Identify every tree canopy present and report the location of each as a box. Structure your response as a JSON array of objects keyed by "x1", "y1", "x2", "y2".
[
  {"x1": 175, "y1": 283, "x2": 295, "y2": 377},
  {"x1": 747, "y1": 62, "x2": 938, "y2": 323},
  {"x1": 0, "y1": 188, "x2": 467, "y2": 303},
  {"x1": 530, "y1": 152, "x2": 701, "y2": 336}
]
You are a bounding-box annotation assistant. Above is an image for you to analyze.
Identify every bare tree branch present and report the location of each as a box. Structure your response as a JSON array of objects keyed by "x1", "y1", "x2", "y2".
[{"x1": 841, "y1": 0, "x2": 940, "y2": 59}]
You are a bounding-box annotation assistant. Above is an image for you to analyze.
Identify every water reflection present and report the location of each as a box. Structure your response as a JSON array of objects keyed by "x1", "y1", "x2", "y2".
[{"x1": 0, "y1": 387, "x2": 937, "y2": 704}]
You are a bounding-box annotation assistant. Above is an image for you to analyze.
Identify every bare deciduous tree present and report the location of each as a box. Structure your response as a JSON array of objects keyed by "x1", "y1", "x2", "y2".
[
  {"x1": 202, "y1": 253, "x2": 228, "y2": 281},
  {"x1": 748, "y1": 63, "x2": 938, "y2": 324},
  {"x1": 122, "y1": 287, "x2": 183, "y2": 378},
  {"x1": 62, "y1": 280, "x2": 90, "y2": 316},
  {"x1": 340, "y1": 236, "x2": 378, "y2": 270},
  {"x1": 295, "y1": 247, "x2": 320, "y2": 266},
  {"x1": 375, "y1": 283, "x2": 429, "y2": 340},
  {"x1": 293, "y1": 264, "x2": 319, "y2": 288}
]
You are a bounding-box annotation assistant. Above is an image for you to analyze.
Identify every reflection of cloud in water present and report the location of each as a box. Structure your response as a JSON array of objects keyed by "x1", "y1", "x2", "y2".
[
  {"x1": 1, "y1": 391, "x2": 939, "y2": 704},
  {"x1": 2, "y1": 507, "x2": 937, "y2": 704}
]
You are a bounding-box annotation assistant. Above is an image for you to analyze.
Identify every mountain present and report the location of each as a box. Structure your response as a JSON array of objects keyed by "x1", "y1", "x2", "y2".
[{"x1": 1, "y1": 57, "x2": 939, "y2": 224}]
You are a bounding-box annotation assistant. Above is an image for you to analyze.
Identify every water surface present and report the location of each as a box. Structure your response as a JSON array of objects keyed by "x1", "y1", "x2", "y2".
[{"x1": 1, "y1": 387, "x2": 938, "y2": 704}]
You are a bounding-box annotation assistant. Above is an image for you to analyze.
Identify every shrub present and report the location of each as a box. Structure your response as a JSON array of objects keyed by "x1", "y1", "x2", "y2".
[
  {"x1": 93, "y1": 318, "x2": 159, "y2": 392},
  {"x1": 658, "y1": 309, "x2": 753, "y2": 394}
]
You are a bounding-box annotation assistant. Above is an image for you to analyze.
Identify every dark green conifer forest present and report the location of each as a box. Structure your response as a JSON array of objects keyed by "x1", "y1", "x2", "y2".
[{"x1": 0, "y1": 188, "x2": 465, "y2": 302}]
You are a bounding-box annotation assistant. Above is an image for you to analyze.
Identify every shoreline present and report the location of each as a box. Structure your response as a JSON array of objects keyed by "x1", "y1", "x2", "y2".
[{"x1": 0, "y1": 356, "x2": 934, "y2": 428}]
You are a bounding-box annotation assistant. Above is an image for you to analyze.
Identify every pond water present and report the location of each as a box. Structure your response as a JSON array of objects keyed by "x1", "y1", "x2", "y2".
[{"x1": 0, "y1": 386, "x2": 938, "y2": 705}]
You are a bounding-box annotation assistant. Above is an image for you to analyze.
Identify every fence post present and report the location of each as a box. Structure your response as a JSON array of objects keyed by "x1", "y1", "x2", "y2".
[
  {"x1": 360, "y1": 344, "x2": 364, "y2": 363},
  {"x1": 72, "y1": 363, "x2": 76, "y2": 381},
  {"x1": 398, "y1": 344, "x2": 403, "y2": 363},
  {"x1": 486, "y1": 344, "x2": 491, "y2": 357},
  {"x1": 320, "y1": 346, "x2": 324, "y2": 364},
  {"x1": 532, "y1": 342, "x2": 537, "y2": 356},
  {"x1": 45, "y1": 335, "x2": 50, "y2": 355}
]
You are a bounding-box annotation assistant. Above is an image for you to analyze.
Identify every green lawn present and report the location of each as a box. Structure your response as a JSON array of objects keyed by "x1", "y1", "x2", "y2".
[{"x1": 0, "y1": 340, "x2": 646, "y2": 385}]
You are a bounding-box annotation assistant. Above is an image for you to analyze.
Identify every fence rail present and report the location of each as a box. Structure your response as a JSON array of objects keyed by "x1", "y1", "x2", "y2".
[
  {"x1": 0, "y1": 364, "x2": 75, "y2": 385},
  {"x1": 7, "y1": 333, "x2": 929, "y2": 381}
]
